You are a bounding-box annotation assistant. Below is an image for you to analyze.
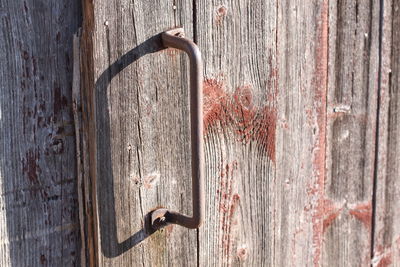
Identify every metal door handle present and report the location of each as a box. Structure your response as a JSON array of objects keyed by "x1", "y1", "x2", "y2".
[{"x1": 147, "y1": 28, "x2": 204, "y2": 231}]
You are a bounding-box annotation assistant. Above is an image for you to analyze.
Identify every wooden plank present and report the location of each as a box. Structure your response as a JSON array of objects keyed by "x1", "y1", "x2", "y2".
[
  {"x1": 0, "y1": 0, "x2": 81, "y2": 266},
  {"x1": 274, "y1": 1, "x2": 329, "y2": 266},
  {"x1": 323, "y1": 0, "x2": 380, "y2": 266},
  {"x1": 195, "y1": 0, "x2": 365, "y2": 265},
  {"x1": 195, "y1": 0, "x2": 278, "y2": 266},
  {"x1": 80, "y1": 0, "x2": 197, "y2": 266},
  {"x1": 79, "y1": 0, "x2": 398, "y2": 266},
  {"x1": 373, "y1": 1, "x2": 400, "y2": 266}
]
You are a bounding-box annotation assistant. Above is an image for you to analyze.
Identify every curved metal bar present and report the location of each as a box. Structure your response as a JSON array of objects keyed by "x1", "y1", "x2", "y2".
[{"x1": 148, "y1": 28, "x2": 204, "y2": 231}]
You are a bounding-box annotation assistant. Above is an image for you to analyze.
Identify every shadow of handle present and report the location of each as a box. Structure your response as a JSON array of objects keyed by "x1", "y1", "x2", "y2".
[{"x1": 97, "y1": 32, "x2": 166, "y2": 258}]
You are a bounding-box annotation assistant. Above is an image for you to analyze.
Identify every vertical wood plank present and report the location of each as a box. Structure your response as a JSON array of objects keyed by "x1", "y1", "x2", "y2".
[
  {"x1": 80, "y1": 0, "x2": 197, "y2": 266},
  {"x1": 323, "y1": 0, "x2": 380, "y2": 266},
  {"x1": 195, "y1": 0, "x2": 277, "y2": 266},
  {"x1": 275, "y1": 1, "x2": 329, "y2": 266},
  {"x1": 0, "y1": 0, "x2": 81, "y2": 266},
  {"x1": 196, "y1": 0, "x2": 277, "y2": 266},
  {"x1": 373, "y1": 0, "x2": 400, "y2": 266}
]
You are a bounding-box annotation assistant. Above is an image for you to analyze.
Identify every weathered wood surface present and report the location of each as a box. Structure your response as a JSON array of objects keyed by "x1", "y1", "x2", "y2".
[
  {"x1": 80, "y1": 0, "x2": 197, "y2": 266},
  {"x1": 0, "y1": 0, "x2": 81, "y2": 266},
  {"x1": 373, "y1": 1, "x2": 400, "y2": 266},
  {"x1": 79, "y1": 0, "x2": 400, "y2": 267},
  {"x1": 196, "y1": 0, "x2": 277, "y2": 266},
  {"x1": 323, "y1": 1, "x2": 380, "y2": 266},
  {"x1": 275, "y1": 1, "x2": 330, "y2": 265}
]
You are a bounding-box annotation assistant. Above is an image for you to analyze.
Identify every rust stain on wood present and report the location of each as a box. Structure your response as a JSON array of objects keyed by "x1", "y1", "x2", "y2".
[
  {"x1": 203, "y1": 78, "x2": 276, "y2": 162},
  {"x1": 348, "y1": 202, "x2": 372, "y2": 229}
]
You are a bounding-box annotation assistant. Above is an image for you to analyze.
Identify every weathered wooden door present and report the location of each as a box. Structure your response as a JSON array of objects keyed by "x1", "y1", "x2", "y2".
[{"x1": 31, "y1": 0, "x2": 400, "y2": 266}]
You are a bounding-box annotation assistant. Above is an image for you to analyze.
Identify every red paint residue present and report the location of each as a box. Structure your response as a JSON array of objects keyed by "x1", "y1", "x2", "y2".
[
  {"x1": 291, "y1": 228, "x2": 304, "y2": 262},
  {"x1": 215, "y1": 6, "x2": 228, "y2": 26},
  {"x1": 22, "y1": 149, "x2": 41, "y2": 185},
  {"x1": 306, "y1": 196, "x2": 342, "y2": 233},
  {"x1": 321, "y1": 199, "x2": 342, "y2": 232},
  {"x1": 374, "y1": 245, "x2": 394, "y2": 267},
  {"x1": 203, "y1": 79, "x2": 276, "y2": 162},
  {"x1": 310, "y1": 1, "x2": 329, "y2": 266},
  {"x1": 377, "y1": 254, "x2": 392, "y2": 267},
  {"x1": 218, "y1": 161, "x2": 240, "y2": 265},
  {"x1": 349, "y1": 202, "x2": 372, "y2": 229}
]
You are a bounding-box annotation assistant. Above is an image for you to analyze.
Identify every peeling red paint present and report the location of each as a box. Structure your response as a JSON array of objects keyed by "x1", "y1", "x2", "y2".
[
  {"x1": 291, "y1": 228, "x2": 304, "y2": 262},
  {"x1": 215, "y1": 6, "x2": 227, "y2": 26},
  {"x1": 220, "y1": 160, "x2": 238, "y2": 178},
  {"x1": 310, "y1": 1, "x2": 329, "y2": 266},
  {"x1": 229, "y1": 194, "x2": 240, "y2": 218},
  {"x1": 203, "y1": 79, "x2": 276, "y2": 162},
  {"x1": 376, "y1": 253, "x2": 392, "y2": 267},
  {"x1": 321, "y1": 199, "x2": 342, "y2": 232},
  {"x1": 374, "y1": 244, "x2": 394, "y2": 267},
  {"x1": 203, "y1": 78, "x2": 228, "y2": 131},
  {"x1": 218, "y1": 161, "x2": 240, "y2": 264},
  {"x1": 349, "y1": 202, "x2": 372, "y2": 229},
  {"x1": 306, "y1": 197, "x2": 342, "y2": 233}
]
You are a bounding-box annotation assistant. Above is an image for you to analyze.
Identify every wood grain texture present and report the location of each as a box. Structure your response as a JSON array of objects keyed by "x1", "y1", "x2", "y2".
[
  {"x1": 275, "y1": 1, "x2": 329, "y2": 266},
  {"x1": 323, "y1": 0, "x2": 380, "y2": 266},
  {"x1": 196, "y1": 0, "x2": 277, "y2": 266},
  {"x1": 80, "y1": 0, "x2": 197, "y2": 266},
  {"x1": 373, "y1": 1, "x2": 400, "y2": 266},
  {"x1": 0, "y1": 0, "x2": 81, "y2": 266},
  {"x1": 79, "y1": 0, "x2": 400, "y2": 266}
]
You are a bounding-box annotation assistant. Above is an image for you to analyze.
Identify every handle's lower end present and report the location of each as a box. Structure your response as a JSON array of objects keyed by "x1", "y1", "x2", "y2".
[{"x1": 145, "y1": 208, "x2": 169, "y2": 234}]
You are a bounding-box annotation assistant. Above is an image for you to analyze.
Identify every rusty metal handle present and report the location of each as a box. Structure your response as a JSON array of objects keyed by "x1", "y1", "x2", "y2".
[{"x1": 147, "y1": 28, "x2": 204, "y2": 231}]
